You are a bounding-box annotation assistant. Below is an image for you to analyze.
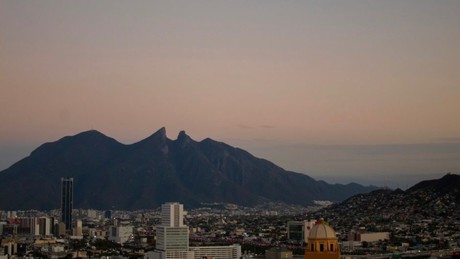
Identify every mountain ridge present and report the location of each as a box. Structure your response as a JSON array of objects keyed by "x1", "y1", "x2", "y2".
[
  {"x1": 0, "y1": 128, "x2": 377, "y2": 210},
  {"x1": 314, "y1": 173, "x2": 460, "y2": 233}
]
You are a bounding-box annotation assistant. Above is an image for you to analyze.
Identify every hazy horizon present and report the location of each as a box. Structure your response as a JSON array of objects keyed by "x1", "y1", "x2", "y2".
[{"x1": 1, "y1": 1, "x2": 459, "y2": 188}]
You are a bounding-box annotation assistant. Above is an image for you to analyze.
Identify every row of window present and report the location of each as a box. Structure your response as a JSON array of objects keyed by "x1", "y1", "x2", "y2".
[{"x1": 310, "y1": 243, "x2": 335, "y2": 252}]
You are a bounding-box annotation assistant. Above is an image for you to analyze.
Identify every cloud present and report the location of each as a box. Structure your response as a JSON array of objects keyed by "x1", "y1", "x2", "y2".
[
  {"x1": 434, "y1": 137, "x2": 460, "y2": 143},
  {"x1": 238, "y1": 124, "x2": 253, "y2": 129},
  {"x1": 237, "y1": 124, "x2": 275, "y2": 130}
]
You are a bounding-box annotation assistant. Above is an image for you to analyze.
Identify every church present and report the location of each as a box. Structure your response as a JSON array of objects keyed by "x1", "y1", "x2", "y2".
[{"x1": 304, "y1": 219, "x2": 340, "y2": 259}]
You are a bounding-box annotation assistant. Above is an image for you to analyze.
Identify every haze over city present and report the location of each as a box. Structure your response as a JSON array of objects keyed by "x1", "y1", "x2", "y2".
[{"x1": 1, "y1": 1, "x2": 460, "y2": 188}]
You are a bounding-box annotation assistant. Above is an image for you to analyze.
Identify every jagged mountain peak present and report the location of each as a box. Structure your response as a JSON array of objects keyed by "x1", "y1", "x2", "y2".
[
  {"x1": 149, "y1": 127, "x2": 167, "y2": 139},
  {"x1": 136, "y1": 127, "x2": 168, "y2": 145},
  {"x1": 177, "y1": 130, "x2": 189, "y2": 139},
  {"x1": 176, "y1": 130, "x2": 195, "y2": 146},
  {"x1": 0, "y1": 129, "x2": 377, "y2": 210}
]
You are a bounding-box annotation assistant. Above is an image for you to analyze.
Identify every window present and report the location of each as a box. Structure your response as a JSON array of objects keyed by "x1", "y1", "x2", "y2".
[
  {"x1": 330, "y1": 244, "x2": 334, "y2": 251},
  {"x1": 320, "y1": 244, "x2": 324, "y2": 252},
  {"x1": 311, "y1": 244, "x2": 314, "y2": 251}
]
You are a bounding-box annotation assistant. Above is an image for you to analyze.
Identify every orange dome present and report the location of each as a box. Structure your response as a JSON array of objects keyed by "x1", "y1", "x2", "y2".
[{"x1": 308, "y1": 219, "x2": 337, "y2": 240}]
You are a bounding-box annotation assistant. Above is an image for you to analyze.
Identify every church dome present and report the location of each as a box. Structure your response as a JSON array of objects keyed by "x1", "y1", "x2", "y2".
[{"x1": 308, "y1": 219, "x2": 336, "y2": 239}]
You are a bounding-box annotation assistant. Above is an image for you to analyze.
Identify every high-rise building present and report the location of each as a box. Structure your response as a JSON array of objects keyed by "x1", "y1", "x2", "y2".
[
  {"x1": 147, "y1": 202, "x2": 241, "y2": 259},
  {"x1": 61, "y1": 177, "x2": 73, "y2": 231},
  {"x1": 155, "y1": 202, "x2": 193, "y2": 259},
  {"x1": 38, "y1": 217, "x2": 51, "y2": 236},
  {"x1": 161, "y1": 202, "x2": 184, "y2": 227}
]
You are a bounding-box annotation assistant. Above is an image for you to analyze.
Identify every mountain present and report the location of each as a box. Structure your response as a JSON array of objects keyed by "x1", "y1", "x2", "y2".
[{"x1": 0, "y1": 128, "x2": 376, "y2": 210}]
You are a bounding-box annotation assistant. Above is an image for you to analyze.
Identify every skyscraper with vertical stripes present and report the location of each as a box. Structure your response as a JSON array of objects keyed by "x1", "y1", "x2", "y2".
[{"x1": 61, "y1": 177, "x2": 73, "y2": 231}]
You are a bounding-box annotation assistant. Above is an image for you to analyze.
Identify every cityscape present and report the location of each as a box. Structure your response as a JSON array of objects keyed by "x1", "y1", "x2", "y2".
[
  {"x1": 1, "y1": 1, "x2": 460, "y2": 259},
  {"x1": 1, "y1": 175, "x2": 459, "y2": 259}
]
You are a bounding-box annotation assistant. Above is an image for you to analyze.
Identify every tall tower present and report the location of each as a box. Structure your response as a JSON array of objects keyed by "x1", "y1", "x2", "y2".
[
  {"x1": 161, "y1": 202, "x2": 184, "y2": 227},
  {"x1": 156, "y1": 202, "x2": 191, "y2": 259},
  {"x1": 60, "y1": 177, "x2": 73, "y2": 231}
]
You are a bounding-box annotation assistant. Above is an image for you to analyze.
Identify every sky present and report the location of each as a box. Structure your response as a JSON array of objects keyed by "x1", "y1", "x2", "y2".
[{"x1": 1, "y1": 1, "x2": 460, "y2": 188}]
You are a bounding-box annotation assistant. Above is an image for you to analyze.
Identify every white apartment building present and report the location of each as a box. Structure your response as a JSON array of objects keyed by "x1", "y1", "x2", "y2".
[
  {"x1": 108, "y1": 225, "x2": 133, "y2": 244},
  {"x1": 189, "y1": 244, "x2": 241, "y2": 259}
]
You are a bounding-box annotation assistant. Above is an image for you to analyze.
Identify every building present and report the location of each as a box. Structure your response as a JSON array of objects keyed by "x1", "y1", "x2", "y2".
[
  {"x1": 161, "y1": 202, "x2": 185, "y2": 228},
  {"x1": 108, "y1": 224, "x2": 133, "y2": 244},
  {"x1": 38, "y1": 217, "x2": 52, "y2": 236},
  {"x1": 2, "y1": 240, "x2": 17, "y2": 258},
  {"x1": 287, "y1": 220, "x2": 316, "y2": 244},
  {"x1": 61, "y1": 177, "x2": 73, "y2": 230},
  {"x1": 16, "y1": 217, "x2": 37, "y2": 236},
  {"x1": 304, "y1": 219, "x2": 340, "y2": 259},
  {"x1": 108, "y1": 222, "x2": 134, "y2": 244},
  {"x1": 148, "y1": 202, "x2": 241, "y2": 259},
  {"x1": 73, "y1": 220, "x2": 83, "y2": 237},
  {"x1": 190, "y1": 244, "x2": 241, "y2": 259},
  {"x1": 349, "y1": 231, "x2": 390, "y2": 243},
  {"x1": 104, "y1": 210, "x2": 112, "y2": 219},
  {"x1": 86, "y1": 209, "x2": 98, "y2": 219},
  {"x1": 56, "y1": 222, "x2": 66, "y2": 237},
  {"x1": 155, "y1": 202, "x2": 193, "y2": 259},
  {"x1": 265, "y1": 247, "x2": 293, "y2": 259}
]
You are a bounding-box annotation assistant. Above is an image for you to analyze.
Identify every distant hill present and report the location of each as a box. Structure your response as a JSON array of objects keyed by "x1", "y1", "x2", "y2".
[
  {"x1": 317, "y1": 173, "x2": 460, "y2": 224},
  {"x1": 0, "y1": 128, "x2": 376, "y2": 210}
]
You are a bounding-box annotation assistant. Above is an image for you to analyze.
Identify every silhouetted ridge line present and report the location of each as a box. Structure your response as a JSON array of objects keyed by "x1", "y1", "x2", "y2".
[{"x1": 0, "y1": 128, "x2": 376, "y2": 210}]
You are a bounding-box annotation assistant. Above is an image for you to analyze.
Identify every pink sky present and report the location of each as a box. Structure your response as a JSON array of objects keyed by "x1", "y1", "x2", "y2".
[{"x1": 1, "y1": 1, "x2": 459, "y2": 186}]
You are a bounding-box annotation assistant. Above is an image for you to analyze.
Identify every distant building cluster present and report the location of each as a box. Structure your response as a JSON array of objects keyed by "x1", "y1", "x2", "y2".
[{"x1": 0, "y1": 176, "x2": 458, "y2": 258}]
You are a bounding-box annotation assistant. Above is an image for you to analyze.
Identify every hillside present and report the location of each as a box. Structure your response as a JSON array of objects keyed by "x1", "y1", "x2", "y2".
[{"x1": 0, "y1": 128, "x2": 376, "y2": 210}]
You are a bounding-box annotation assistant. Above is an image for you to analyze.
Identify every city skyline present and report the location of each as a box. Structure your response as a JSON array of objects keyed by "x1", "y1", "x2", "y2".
[{"x1": 1, "y1": 1, "x2": 460, "y2": 187}]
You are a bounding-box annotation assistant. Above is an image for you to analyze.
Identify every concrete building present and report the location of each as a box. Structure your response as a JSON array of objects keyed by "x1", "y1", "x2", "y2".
[
  {"x1": 73, "y1": 220, "x2": 83, "y2": 237},
  {"x1": 161, "y1": 202, "x2": 185, "y2": 227},
  {"x1": 13, "y1": 217, "x2": 38, "y2": 236},
  {"x1": 287, "y1": 220, "x2": 316, "y2": 244},
  {"x1": 1, "y1": 240, "x2": 17, "y2": 257},
  {"x1": 190, "y1": 244, "x2": 241, "y2": 259},
  {"x1": 304, "y1": 219, "x2": 340, "y2": 259},
  {"x1": 38, "y1": 217, "x2": 52, "y2": 236},
  {"x1": 265, "y1": 247, "x2": 293, "y2": 259},
  {"x1": 56, "y1": 222, "x2": 66, "y2": 236},
  {"x1": 349, "y1": 231, "x2": 390, "y2": 243},
  {"x1": 108, "y1": 224, "x2": 133, "y2": 244}
]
